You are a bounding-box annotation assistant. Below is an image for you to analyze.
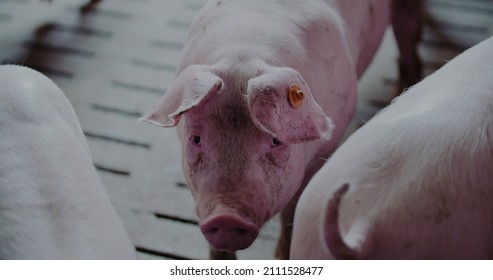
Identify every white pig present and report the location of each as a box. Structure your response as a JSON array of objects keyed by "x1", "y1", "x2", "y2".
[
  {"x1": 142, "y1": 0, "x2": 422, "y2": 259},
  {"x1": 0, "y1": 65, "x2": 136, "y2": 259},
  {"x1": 291, "y1": 36, "x2": 493, "y2": 259}
]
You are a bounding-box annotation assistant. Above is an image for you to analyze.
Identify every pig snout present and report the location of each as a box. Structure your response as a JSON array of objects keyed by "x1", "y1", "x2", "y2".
[{"x1": 200, "y1": 214, "x2": 259, "y2": 251}]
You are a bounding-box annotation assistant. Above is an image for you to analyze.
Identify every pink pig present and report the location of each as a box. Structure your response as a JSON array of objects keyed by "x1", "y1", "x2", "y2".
[
  {"x1": 291, "y1": 37, "x2": 493, "y2": 259},
  {"x1": 142, "y1": 0, "x2": 421, "y2": 259},
  {"x1": 0, "y1": 65, "x2": 135, "y2": 259}
]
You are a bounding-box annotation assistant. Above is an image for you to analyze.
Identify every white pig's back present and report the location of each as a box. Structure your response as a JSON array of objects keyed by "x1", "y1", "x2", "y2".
[{"x1": 342, "y1": 37, "x2": 493, "y2": 259}]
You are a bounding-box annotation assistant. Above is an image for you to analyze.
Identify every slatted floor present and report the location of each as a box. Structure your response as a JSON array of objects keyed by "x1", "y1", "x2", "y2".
[{"x1": 0, "y1": 0, "x2": 492, "y2": 260}]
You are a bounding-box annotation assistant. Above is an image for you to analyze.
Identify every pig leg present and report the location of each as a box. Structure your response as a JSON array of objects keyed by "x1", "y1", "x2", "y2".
[
  {"x1": 275, "y1": 204, "x2": 295, "y2": 259},
  {"x1": 275, "y1": 185, "x2": 306, "y2": 259},
  {"x1": 276, "y1": 164, "x2": 328, "y2": 259},
  {"x1": 391, "y1": 0, "x2": 423, "y2": 98}
]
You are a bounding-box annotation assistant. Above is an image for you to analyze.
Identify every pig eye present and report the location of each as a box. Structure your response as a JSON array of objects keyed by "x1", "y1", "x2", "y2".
[
  {"x1": 271, "y1": 138, "x2": 282, "y2": 147},
  {"x1": 192, "y1": 135, "x2": 201, "y2": 146}
]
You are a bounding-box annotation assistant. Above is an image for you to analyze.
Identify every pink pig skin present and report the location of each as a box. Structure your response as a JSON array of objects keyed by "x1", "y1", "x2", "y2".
[
  {"x1": 0, "y1": 65, "x2": 136, "y2": 259},
  {"x1": 291, "y1": 37, "x2": 493, "y2": 259},
  {"x1": 142, "y1": 0, "x2": 421, "y2": 259}
]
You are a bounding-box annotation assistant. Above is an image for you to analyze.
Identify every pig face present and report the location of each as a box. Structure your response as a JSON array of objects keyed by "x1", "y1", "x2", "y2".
[
  {"x1": 181, "y1": 95, "x2": 306, "y2": 251},
  {"x1": 142, "y1": 64, "x2": 333, "y2": 251}
]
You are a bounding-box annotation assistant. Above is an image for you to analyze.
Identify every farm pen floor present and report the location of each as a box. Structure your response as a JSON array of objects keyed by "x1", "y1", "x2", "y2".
[{"x1": 0, "y1": 0, "x2": 492, "y2": 259}]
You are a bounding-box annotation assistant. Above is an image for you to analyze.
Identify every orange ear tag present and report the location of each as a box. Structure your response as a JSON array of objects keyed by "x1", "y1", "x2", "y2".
[{"x1": 288, "y1": 84, "x2": 304, "y2": 108}]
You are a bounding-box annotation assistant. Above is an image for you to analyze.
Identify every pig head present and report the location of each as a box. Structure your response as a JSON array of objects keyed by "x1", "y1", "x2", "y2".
[{"x1": 142, "y1": 64, "x2": 334, "y2": 252}]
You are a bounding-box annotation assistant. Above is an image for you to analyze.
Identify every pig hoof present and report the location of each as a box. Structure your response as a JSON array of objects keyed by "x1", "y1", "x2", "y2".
[{"x1": 200, "y1": 214, "x2": 259, "y2": 251}]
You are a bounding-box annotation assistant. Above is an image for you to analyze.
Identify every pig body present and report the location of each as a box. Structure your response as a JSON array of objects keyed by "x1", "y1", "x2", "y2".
[
  {"x1": 143, "y1": 0, "x2": 420, "y2": 259},
  {"x1": 291, "y1": 37, "x2": 493, "y2": 259},
  {"x1": 0, "y1": 65, "x2": 135, "y2": 259}
]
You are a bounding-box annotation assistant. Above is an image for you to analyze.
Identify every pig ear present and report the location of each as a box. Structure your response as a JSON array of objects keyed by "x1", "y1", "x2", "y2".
[
  {"x1": 140, "y1": 65, "x2": 223, "y2": 127},
  {"x1": 246, "y1": 67, "x2": 334, "y2": 143}
]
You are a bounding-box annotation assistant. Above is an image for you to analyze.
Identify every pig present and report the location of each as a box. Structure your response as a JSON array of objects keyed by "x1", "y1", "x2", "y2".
[
  {"x1": 141, "y1": 0, "x2": 422, "y2": 259},
  {"x1": 0, "y1": 65, "x2": 136, "y2": 259},
  {"x1": 290, "y1": 36, "x2": 493, "y2": 259}
]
